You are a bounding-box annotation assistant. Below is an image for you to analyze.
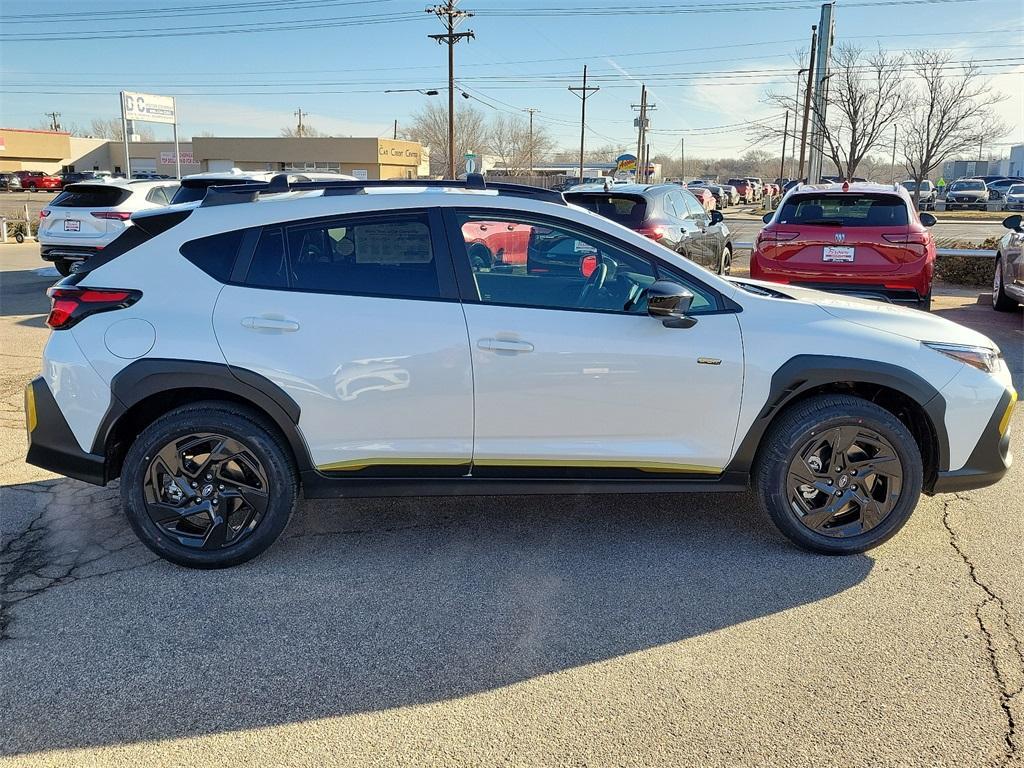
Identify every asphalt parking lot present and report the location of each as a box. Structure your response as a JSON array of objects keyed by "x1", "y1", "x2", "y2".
[{"x1": 0, "y1": 241, "x2": 1021, "y2": 767}]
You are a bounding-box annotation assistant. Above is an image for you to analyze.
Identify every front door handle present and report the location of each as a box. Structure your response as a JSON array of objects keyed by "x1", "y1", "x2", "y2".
[
  {"x1": 242, "y1": 316, "x2": 300, "y2": 332},
  {"x1": 477, "y1": 338, "x2": 534, "y2": 353}
]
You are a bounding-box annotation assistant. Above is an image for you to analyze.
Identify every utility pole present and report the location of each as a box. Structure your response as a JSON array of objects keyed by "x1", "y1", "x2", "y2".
[
  {"x1": 645, "y1": 142, "x2": 651, "y2": 182},
  {"x1": 427, "y1": 2, "x2": 474, "y2": 179},
  {"x1": 792, "y1": 69, "x2": 807, "y2": 178},
  {"x1": 44, "y1": 111, "x2": 61, "y2": 132},
  {"x1": 890, "y1": 125, "x2": 898, "y2": 183},
  {"x1": 681, "y1": 137, "x2": 685, "y2": 181},
  {"x1": 807, "y1": 2, "x2": 835, "y2": 185},
  {"x1": 569, "y1": 65, "x2": 599, "y2": 182},
  {"x1": 631, "y1": 85, "x2": 655, "y2": 182},
  {"x1": 393, "y1": 119, "x2": 398, "y2": 140},
  {"x1": 779, "y1": 110, "x2": 789, "y2": 184},
  {"x1": 524, "y1": 108, "x2": 538, "y2": 175},
  {"x1": 797, "y1": 25, "x2": 817, "y2": 181},
  {"x1": 294, "y1": 108, "x2": 306, "y2": 138}
]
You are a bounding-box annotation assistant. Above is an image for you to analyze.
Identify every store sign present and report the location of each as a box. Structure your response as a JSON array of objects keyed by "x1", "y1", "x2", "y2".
[
  {"x1": 121, "y1": 91, "x2": 176, "y2": 125},
  {"x1": 352, "y1": 169, "x2": 368, "y2": 180},
  {"x1": 615, "y1": 153, "x2": 637, "y2": 174},
  {"x1": 160, "y1": 151, "x2": 196, "y2": 165}
]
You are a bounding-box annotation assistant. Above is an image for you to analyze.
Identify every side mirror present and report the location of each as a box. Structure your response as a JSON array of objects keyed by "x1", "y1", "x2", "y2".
[
  {"x1": 919, "y1": 212, "x2": 937, "y2": 227},
  {"x1": 645, "y1": 280, "x2": 697, "y2": 328},
  {"x1": 709, "y1": 209, "x2": 724, "y2": 225},
  {"x1": 761, "y1": 212, "x2": 773, "y2": 224},
  {"x1": 1003, "y1": 214, "x2": 1023, "y2": 232}
]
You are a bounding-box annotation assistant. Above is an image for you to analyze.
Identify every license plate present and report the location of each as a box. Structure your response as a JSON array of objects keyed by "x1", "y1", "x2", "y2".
[
  {"x1": 63, "y1": 219, "x2": 81, "y2": 232},
  {"x1": 823, "y1": 245, "x2": 855, "y2": 262}
]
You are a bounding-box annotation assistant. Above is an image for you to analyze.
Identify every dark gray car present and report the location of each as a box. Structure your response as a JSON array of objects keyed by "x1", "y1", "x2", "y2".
[
  {"x1": 993, "y1": 214, "x2": 1024, "y2": 311},
  {"x1": 565, "y1": 183, "x2": 735, "y2": 274}
]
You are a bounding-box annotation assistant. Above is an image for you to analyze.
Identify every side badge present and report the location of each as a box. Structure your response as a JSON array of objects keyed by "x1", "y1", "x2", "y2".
[{"x1": 697, "y1": 357, "x2": 722, "y2": 366}]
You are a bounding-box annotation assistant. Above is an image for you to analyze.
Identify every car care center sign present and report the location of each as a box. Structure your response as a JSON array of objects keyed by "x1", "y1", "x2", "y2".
[{"x1": 121, "y1": 91, "x2": 176, "y2": 125}]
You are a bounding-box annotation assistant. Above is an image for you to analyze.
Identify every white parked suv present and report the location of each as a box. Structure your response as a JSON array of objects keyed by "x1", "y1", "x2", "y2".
[
  {"x1": 39, "y1": 180, "x2": 180, "y2": 276},
  {"x1": 25, "y1": 175, "x2": 1016, "y2": 568}
]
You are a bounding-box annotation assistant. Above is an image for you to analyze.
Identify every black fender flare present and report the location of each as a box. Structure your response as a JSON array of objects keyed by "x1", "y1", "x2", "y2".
[
  {"x1": 724, "y1": 354, "x2": 949, "y2": 476},
  {"x1": 94, "y1": 359, "x2": 313, "y2": 474}
]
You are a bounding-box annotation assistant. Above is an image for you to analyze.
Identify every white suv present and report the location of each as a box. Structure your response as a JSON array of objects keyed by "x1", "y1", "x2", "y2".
[
  {"x1": 39, "y1": 180, "x2": 180, "y2": 276},
  {"x1": 25, "y1": 175, "x2": 1016, "y2": 568}
]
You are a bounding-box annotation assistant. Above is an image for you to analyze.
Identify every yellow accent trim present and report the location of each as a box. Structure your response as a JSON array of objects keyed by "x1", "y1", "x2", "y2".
[
  {"x1": 471, "y1": 458, "x2": 721, "y2": 474},
  {"x1": 317, "y1": 456, "x2": 722, "y2": 475},
  {"x1": 24, "y1": 384, "x2": 37, "y2": 435},
  {"x1": 318, "y1": 457, "x2": 469, "y2": 472},
  {"x1": 998, "y1": 389, "x2": 1017, "y2": 436}
]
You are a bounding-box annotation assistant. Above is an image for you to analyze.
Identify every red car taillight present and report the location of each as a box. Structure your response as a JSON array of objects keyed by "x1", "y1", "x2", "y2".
[
  {"x1": 45, "y1": 286, "x2": 141, "y2": 330},
  {"x1": 882, "y1": 231, "x2": 930, "y2": 258},
  {"x1": 39, "y1": 209, "x2": 50, "y2": 218},
  {"x1": 637, "y1": 226, "x2": 665, "y2": 240},
  {"x1": 757, "y1": 229, "x2": 800, "y2": 245},
  {"x1": 91, "y1": 211, "x2": 132, "y2": 221}
]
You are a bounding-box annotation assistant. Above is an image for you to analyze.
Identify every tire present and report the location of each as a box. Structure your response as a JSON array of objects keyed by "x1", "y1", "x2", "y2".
[
  {"x1": 917, "y1": 292, "x2": 932, "y2": 312},
  {"x1": 755, "y1": 394, "x2": 923, "y2": 554},
  {"x1": 54, "y1": 259, "x2": 73, "y2": 276},
  {"x1": 121, "y1": 402, "x2": 297, "y2": 568},
  {"x1": 993, "y1": 259, "x2": 1018, "y2": 312},
  {"x1": 15, "y1": 232, "x2": 25, "y2": 244},
  {"x1": 718, "y1": 246, "x2": 732, "y2": 276}
]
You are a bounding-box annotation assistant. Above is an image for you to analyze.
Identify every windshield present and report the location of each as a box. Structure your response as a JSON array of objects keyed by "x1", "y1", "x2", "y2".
[
  {"x1": 901, "y1": 181, "x2": 919, "y2": 190},
  {"x1": 1008, "y1": 185, "x2": 1024, "y2": 195},
  {"x1": 949, "y1": 180, "x2": 985, "y2": 191},
  {"x1": 564, "y1": 193, "x2": 648, "y2": 226},
  {"x1": 777, "y1": 193, "x2": 909, "y2": 227}
]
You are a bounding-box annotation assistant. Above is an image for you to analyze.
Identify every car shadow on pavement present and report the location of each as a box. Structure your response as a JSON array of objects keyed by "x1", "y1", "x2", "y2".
[
  {"x1": 0, "y1": 477, "x2": 873, "y2": 756},
  {"x1": 0, "y1": 268, "x2": 58, "y2": 318}
]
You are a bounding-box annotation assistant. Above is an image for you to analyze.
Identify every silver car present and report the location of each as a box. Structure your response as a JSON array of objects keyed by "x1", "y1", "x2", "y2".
[
  {"x1": 993, "y1": 214, "x2": 1024, "y2": 311},
  {"x1": 945, "y1": 179, "x2": 990, "y2": 211},
  {"x1": 1001, "y1": 183, "x2": 1024, "y2": 212}
]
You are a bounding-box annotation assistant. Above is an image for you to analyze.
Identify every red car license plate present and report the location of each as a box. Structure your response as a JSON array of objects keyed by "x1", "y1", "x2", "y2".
[{"x1": 823, "y1": 245, "x2": 855, "y2": 262}]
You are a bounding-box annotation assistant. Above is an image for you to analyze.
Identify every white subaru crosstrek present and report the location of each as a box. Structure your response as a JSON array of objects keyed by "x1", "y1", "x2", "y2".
[
  {"x1": 38, "y1": 179, "x2": 180, "y2": 276},
  {"x1": 25, "y1": 175, "x2": 1016, "y2": 568}
]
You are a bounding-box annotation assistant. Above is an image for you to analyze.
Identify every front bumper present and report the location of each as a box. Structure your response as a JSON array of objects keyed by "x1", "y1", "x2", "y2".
[
  {"x1": 931, "y1": 387, "x2": 1015, "y2": 493},
  {"x1": 24, "y1": 377, "x2": 106, "y2": 485}
]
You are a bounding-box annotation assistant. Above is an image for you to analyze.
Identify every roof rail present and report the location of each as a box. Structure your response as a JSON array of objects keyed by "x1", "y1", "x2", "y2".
[{"x1": 199, "y1": 172, "x2": 566, "y2": 207}]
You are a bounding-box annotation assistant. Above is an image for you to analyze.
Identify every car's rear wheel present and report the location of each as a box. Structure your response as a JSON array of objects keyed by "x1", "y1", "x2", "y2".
[
  {"x1": 755, "y1": 394, "x2": 923, "y2": 554},
  {"x1": 718, "y1": 246, "x2": 732, "y2": 276},
  {"x1": 121, "y1": 403, "x2": 297, "y2": 568},
  {"x1": 993, "y1": 259, "x2": 1018, "y2": 312}
]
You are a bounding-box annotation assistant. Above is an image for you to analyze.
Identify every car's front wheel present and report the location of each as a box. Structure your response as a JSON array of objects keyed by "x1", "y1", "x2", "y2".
[
  {"x1": 993, "y1": 259, "x2": 1018, "y2": 312},
  {"x1": 121, "y1": 403, "x2": 297, "y2": 568},
  {"x1": 755, "y1": 394, "x2": 923, "y2": 554},
  {"x1": 718, "y1": 246, "x2": 732, "y2": 276}
]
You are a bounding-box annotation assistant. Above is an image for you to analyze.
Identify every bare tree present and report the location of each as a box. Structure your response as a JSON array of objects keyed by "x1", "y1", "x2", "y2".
[
  {"x1": 402, "y1": 101, "x2": 488, "y2": 176},
  {"x1": 88, "y1": 118, "x2": 154, "y2": 141},
  {"x1": 486, "y1": 114, "x2": 555, "y2": 175},
  {"x1": 280, "y1": 124, "x2": 326, "y2": 138},
  {"x1": 549, "y1": 143, "x2": 629, "y2": 165},
  {"x1": 900, "y1": 50, "x2": 1007, "y2": 206}
]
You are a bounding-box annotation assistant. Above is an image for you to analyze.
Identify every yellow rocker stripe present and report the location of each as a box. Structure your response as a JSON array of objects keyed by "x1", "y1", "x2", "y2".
[{"x1": 318, "y1": 457, "x2": 721, "y2": 475}]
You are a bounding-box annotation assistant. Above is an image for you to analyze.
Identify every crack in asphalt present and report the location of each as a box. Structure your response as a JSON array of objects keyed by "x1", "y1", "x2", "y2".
[{"x1": 942, "y1": 494, "x2": 1023, "y2": 767}]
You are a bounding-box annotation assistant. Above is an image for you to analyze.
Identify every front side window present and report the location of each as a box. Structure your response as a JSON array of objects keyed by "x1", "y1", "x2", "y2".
[
  {"x1": 680, "y1": 191, "x2": 706, "y2": 219},
  {"x1": 778, "y1": 194, "x2": 909, "y2": 227},
  {"x1": 245, "y1": 211, "x2": 440, "y2": 299},
  {"x1": 455, "y1": 212, "x2": 715, "y2": 314}
]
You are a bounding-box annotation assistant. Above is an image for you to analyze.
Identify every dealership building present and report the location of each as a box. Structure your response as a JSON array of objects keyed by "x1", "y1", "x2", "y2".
[{"x1": 0, "y1": 128, "x2": 429, "y2": 179}]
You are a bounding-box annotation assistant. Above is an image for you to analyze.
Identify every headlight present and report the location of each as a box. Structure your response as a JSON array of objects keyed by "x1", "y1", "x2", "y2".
[{"x1": 924, "y1": 342, "x2": 1006, "y2": 373}]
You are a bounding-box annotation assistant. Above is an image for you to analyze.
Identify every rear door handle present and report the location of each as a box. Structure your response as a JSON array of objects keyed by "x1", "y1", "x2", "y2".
[
  {"x1": 242, "y1": 316, "x2": 300, "y2": 332},
  {"x1": 477, "y1": 338, "x2": 534, "y2": 353}
]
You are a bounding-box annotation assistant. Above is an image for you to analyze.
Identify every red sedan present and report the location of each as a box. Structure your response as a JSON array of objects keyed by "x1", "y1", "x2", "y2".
[
  {"x1": 751, "y1": 182, "x2": 937, "y2": 310},
  {"x1": 15, "y1": 171, "x2": 62, "y2": 191}
]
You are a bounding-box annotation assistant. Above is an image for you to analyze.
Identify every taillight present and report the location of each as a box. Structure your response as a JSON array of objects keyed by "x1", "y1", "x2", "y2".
[
  {"x1": 91, "y1": 211, "x2": 132, "y2": 221},
  {"x1": 637, "y1": 226, "x2": 665, "y2": 240},
  {"x1": 45, "y1": 286, "x2": 141, "y2": 330},
  {"x1": 39, "y1": 209, "x2": 50, "y2": 219},
  {"x1": 757, "y1": 229, "x2": 800, "y2": 244},
  {"x1": 882, "y1": 232, "x2": 929, "y2": 245}
]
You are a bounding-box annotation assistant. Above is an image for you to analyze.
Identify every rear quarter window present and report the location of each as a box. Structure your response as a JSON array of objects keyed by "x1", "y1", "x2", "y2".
[
  {"x1": 180, "y1": 230, "x2": 245, "y2": 282},
  {"x1": 778, "y1": 194, "x2": 909, "y2": 227},
  {"x1": 51, "y1": 186, "x2": 131, "y2": 208}
]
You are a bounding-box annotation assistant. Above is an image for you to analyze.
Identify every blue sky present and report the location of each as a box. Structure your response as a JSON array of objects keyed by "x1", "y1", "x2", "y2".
[{"x1": 1, "y1": 0, "x2": 1021, "y2": 159}]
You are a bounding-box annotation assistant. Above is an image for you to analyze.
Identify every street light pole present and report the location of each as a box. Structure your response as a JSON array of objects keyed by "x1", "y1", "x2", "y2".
[
  {"x1": 524, "y1": 107, "x2": 538, "y2": 175},
  {"x1": 797, "y1": 25, "x2": 817, "y2": 181}
]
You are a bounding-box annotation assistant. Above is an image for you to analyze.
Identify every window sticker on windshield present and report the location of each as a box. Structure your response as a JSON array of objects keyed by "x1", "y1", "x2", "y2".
[
  {"x1": 574, "y1": 240, "x2": 598, "y2": 254},
  {"x1": 354, "y1": 222, "x2": 431, "y2": 264}
]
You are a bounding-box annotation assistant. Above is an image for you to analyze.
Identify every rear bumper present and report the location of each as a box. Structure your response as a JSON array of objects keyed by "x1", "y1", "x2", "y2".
[
  {"x1": 40, "y1": 244, "x2": 102, "y2": 263},
  {"x1": 24, "y1": 377, "x2": 106, "y2": 486},
  {"x1": 930, "y1": 387, "x2": 1015, "y2": 494},
  {"x1": 787, "y1": 283, "x2": 928, "y2": 305}
]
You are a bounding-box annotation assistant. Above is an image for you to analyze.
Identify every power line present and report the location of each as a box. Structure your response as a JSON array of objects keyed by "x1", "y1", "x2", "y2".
[{"x1": 2, "y1": 0, "x2": 399, "y2": 24}]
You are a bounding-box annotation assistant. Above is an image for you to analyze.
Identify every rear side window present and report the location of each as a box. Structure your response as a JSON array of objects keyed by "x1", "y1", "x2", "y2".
[
  {"x1": 51, "y1": 186, "x2": 131, "y2": 208},
  {"x1": 777, "y1": 194, "x2": 909, "y2": 227},
  {"x1": 180, "y1": 230, "x2": 244, "y2": 282},
  {"x1": 171, "y1": 179, "x2": 249, "y2": 204},
  {"x1": 245, "y1": 211, "x2": 441, "y2": 299},
  {"x1": 564, "y1": 193, "x2": 647, "y2": 226}
]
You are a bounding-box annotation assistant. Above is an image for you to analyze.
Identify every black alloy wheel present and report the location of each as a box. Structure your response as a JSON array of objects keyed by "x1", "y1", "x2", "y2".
[
  {"x1": 143, "y1": 432, "x2": 270, "y2": 551},
  {"x1": 786, "y1": 426, "x2": 902, "y2": 538}
]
